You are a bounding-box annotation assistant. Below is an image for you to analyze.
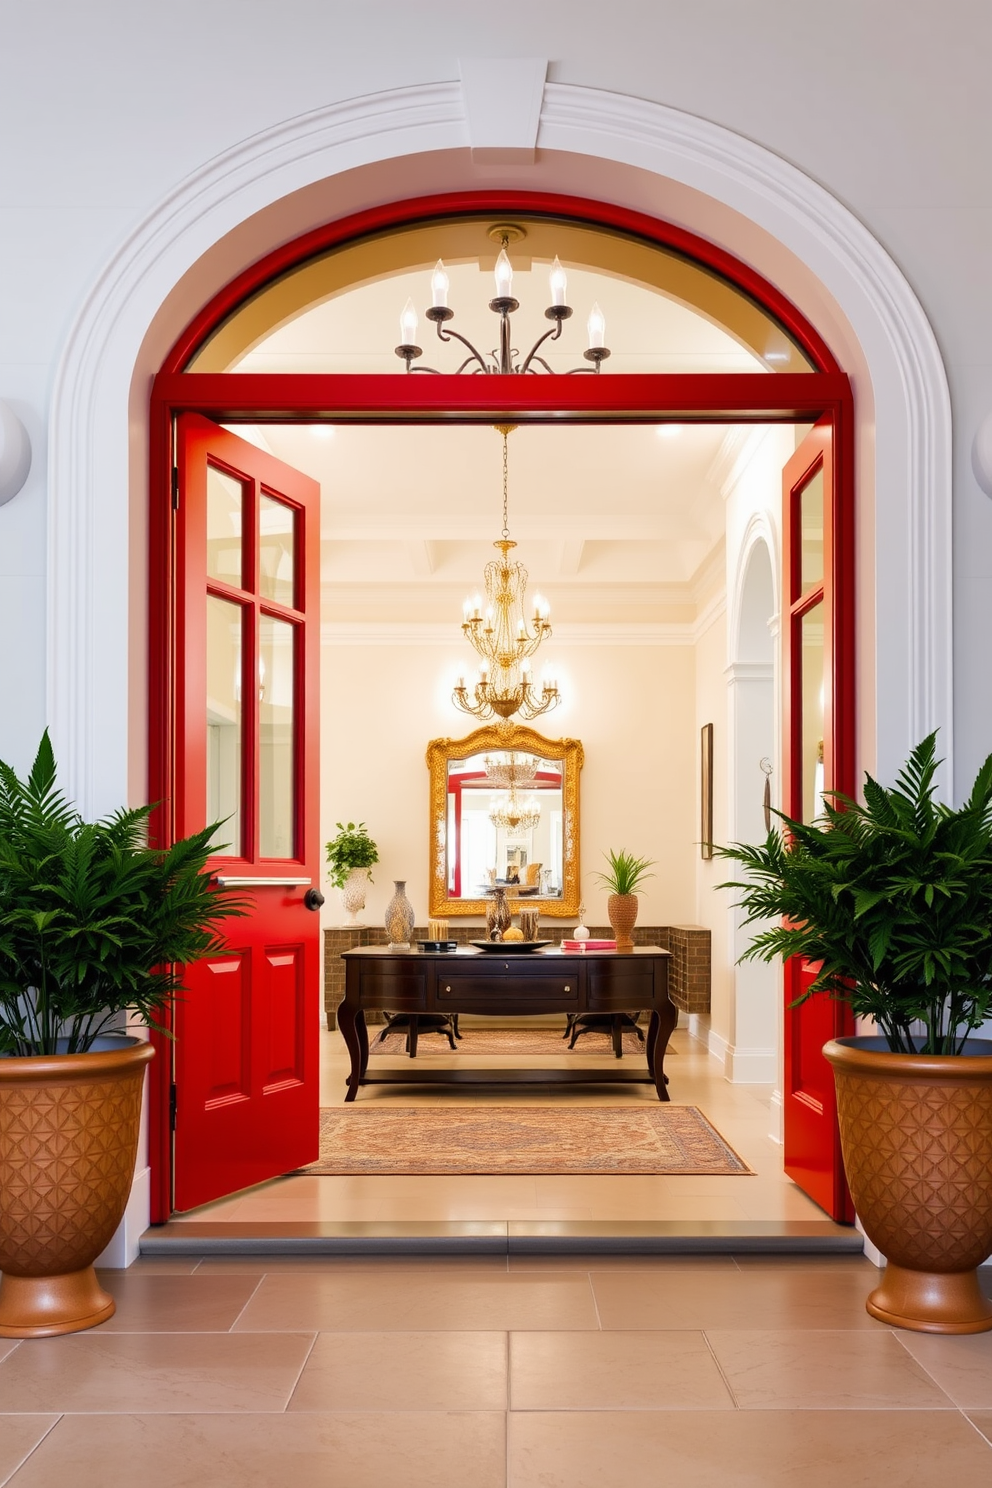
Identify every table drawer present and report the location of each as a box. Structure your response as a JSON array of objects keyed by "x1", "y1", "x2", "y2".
[
  {"x1": 360, "y1": 966, "x2": 427, "y2": 1011},
  {"x1": 585, "y1": 961, "x2": 658, "y2": 1009},
  {"x1": 436, "y1": 969, "x2": 579, "y2": 1008}
]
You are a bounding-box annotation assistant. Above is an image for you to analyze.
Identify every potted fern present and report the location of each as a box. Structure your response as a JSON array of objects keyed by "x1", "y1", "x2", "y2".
[
  {"x1": 595, "y1": 849, "x2": 656, "y2": 952},
  {"x1": 718, "y1": 734, "x2": 992, "y2": 1334},
  {"x1": 325, "y1": 821, "x2": 379, "y2": 924},
  {"x1": 0, "y1": 733, "x2": 241, "y2": 1338}
]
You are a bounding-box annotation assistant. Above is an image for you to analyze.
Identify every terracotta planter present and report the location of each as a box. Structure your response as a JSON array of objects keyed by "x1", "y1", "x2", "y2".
[
  {"x1": 824, "y1": 1036, "x2": 992, "y2": 1334},
  {"x1": 0, "y1": 1037, "x2": 154, "y2": 1338},
  {"x1": 607, "y1": 893, "x2": 638, "y2": 952}
]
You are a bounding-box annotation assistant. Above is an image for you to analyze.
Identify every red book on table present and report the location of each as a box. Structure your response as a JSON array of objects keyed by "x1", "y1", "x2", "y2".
[{"x1": 561, "y1": 939, "x2": 617, "y2": 951}]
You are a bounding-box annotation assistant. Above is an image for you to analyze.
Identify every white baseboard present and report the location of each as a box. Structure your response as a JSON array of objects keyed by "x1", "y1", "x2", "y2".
[
  {"x1": 705, "y1": 1028, "x2": 730, "y2": 1072},
  {"x1": 855, "y1": 1214, "x2": 884, "y2": 1268},
  {"x1": 768, "y1": 1090, "x2": 784, "y2": 1144},
  {"x1": 725, "y1": 1045, "x2": 777, "y2": 1084},
  {"x1": 96, "y1": 1165, "x2": 150, "y2": 1269}
]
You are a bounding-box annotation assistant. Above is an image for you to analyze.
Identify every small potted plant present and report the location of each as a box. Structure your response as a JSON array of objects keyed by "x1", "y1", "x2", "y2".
[
  {"x1": 325, "y1": 821, "x2": 379, "y2": 924},
  {"x1": 595, "y1": 849, "x2": 656, "y2": 951},
  {"x1": 717, "y1": 734, "x2": 992, "y2": 1334},
  {"x1": 0, "y1": 732, "x2": 242, "y2": 1338}
]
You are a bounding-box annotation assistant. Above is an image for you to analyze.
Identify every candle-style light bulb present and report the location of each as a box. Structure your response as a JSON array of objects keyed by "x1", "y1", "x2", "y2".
[
  {"x1": 494, "y1": 247, "x2": 513, "y2": 299},
  {"x1": 400, "y1": 297, "x2": 419, "y2": 345},
  {"x1": 431, "y1": 259, "x2": 449, "y2": 309},
  {"x1": 587, "y1": 302, "x2": 606, "y2": 349},
  {"x1": 549, "y1": 256, "x2": 567, "y2": 307}
]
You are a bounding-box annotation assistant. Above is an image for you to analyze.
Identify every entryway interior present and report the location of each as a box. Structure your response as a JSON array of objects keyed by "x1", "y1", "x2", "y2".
[{"x1": 159, "y1": 208, "x2": 847, "y2": 1237}]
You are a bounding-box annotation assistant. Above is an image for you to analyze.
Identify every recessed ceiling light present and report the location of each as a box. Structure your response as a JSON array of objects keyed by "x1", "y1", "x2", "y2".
[
  {"x1": 764, "y1": 350, "x2": 790, "y2": 364},
  {"x1": 311, "y1": 425, "x2": 335, "y2": 439},
  {"x1": 656, "y1": 425, "x2": 680, "y2": 439}
]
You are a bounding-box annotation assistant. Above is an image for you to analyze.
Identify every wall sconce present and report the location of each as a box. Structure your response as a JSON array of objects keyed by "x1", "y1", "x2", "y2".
[{"x1": 0, "y1": 402, "x2": 31, "y2": 507}]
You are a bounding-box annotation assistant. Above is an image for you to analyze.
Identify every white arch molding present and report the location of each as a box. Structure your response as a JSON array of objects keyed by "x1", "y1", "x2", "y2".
[{"x1": 48, "y1": 77, "x2": 953, "y2": 815}]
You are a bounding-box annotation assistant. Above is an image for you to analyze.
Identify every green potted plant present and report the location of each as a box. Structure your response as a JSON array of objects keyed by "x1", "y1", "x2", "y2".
[
  {"x1": 595, "y1": 849, "x2": 656, "y2": 952},
  {"x1": 0, "y1": 733, "x2": 241, "y2": 1338},
  {"x1": 718, "y1": 733, "x2": 992, "y2": 1333},
  {"x1": 325, "y1": 821, "x2": 379, "y2": 924}
]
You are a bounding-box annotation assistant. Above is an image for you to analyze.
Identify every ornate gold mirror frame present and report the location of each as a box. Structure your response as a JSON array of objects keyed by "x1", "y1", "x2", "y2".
[{"x1": 426, "y1": 724, "x2": 584, "y2": 918}]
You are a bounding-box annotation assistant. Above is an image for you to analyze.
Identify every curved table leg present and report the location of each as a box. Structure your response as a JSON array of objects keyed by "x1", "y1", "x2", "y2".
[
  {"x1": 357, "y1": 1009, "x2": 370, "y2": 1080},
  {"x1": 647, "y1": 997, "x2": 679, "y2": 1101},
  {"x1": 339, "y1": 1000, "x2": 365, "y2": 1102}
]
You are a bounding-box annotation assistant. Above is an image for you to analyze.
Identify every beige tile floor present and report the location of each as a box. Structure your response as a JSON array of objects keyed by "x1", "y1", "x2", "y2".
[
  {"x1": 172, "y1": 1021, "x2": 827, "y2": 1226},
  {"x1": 1, "y1": 1256, "x2": 991, "y2": 1486}
]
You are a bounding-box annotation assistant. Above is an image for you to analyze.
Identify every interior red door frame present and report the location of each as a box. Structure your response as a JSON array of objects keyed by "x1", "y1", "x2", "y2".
[{"x1": 147, "y1": 191, "x2": 854, "y2": 1223}]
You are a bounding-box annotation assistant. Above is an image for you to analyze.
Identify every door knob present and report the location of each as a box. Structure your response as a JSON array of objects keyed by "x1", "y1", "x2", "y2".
[{"x1": 303, "y1": 888, "x2": 325, "y2": 912}]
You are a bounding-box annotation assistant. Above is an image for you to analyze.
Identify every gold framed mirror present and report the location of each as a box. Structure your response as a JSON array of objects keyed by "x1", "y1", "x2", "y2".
[{"x1": 426, "y1": 724, "x2": 583, "y2": 918}]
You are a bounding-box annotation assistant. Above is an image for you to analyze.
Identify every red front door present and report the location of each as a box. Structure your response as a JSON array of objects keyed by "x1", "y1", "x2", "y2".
[
  {"x1": 781, "y1": 416, "x2": 855, "y2": 1221},
  {"x1": 171, "y1": 415, "x2": 321, "y2": 1212}
]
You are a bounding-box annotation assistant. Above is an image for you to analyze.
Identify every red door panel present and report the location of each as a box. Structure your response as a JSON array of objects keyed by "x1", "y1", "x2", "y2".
[
  {"x1": 172, "y1": 415, "x2": 321, "y2": 1213},
  {"x1": 782, "y1": 417, "x2": 855, "y2": 1222}
]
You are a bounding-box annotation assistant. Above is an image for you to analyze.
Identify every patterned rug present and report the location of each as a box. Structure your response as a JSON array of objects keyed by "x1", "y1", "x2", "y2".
[
  {"x1": 368, "y1": 1023, "x2": 672, "y2": 1057},
  {"x1": 300, "y1": 1106, "x2": 752, "y2": 1176}
]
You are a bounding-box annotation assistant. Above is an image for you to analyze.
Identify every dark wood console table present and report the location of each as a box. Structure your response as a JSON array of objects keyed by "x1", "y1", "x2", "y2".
[{"x1": 339, "y1": 945, "x2": 675, "y2": 1102}]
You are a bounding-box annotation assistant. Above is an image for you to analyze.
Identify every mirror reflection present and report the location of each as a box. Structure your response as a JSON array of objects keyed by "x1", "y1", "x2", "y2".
[{"x1": 427, "y1": 726, "x2": 583, "y2": 918}]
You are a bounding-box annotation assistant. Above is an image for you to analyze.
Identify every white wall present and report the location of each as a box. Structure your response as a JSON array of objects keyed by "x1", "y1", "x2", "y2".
[{"x1": 320, "y1": 639, "x2": 697, "y2": 933}]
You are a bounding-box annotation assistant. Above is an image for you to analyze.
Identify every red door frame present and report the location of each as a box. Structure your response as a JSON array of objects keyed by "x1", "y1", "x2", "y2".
[{"x1": 148, "y1": 191, "x2": 855, "y2": 1223}]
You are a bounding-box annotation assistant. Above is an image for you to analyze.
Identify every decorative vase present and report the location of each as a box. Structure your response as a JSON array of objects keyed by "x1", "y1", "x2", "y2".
[
  {"x1": 486, "y1": 886, "x2": 511, "y2": 941},
  {"x1": 384, "y1": 880, "x2": 415, "y2": 949},
  {"x1": 340, "y1": 866, "x2": 370, "y2": 924},
  {"x1": 0, "y1": 1037, "x2": 155, "y2": 1338},
  {"x1": 573, "y1": 903, "x2": 590, "y2": 942},
  {"x1": 607, "y1": 892, "x2": 638, "y2": 952},
  {"x1": 824, "y1": 1036, "x2": 992, "y2": 1333}
]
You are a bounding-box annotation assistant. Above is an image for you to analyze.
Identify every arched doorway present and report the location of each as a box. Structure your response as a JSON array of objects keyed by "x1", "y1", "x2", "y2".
[
  {"x1": 148, "y1": 191, "x2": 856, "y2": 1218},
  {"x1": 46, "y1": 80, "x2": 952, "y2": 1258}
]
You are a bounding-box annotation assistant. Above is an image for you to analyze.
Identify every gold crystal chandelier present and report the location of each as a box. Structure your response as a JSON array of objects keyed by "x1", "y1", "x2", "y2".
[
  {"x1": 489, "y1": 789, "x2": 541, "y2": 833},
  {"x1": 453, "y1": 426, "x2": 559, "y2": 723},
  {"x1": 484, "y1": 753, "x2": 540, "y2": 791}
]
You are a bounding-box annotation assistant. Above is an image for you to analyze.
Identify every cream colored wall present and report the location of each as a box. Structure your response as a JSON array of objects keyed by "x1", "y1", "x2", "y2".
[
  {"x1": 320, "y1": 639, "x2": 698, "y2": 934},
  {"x1": 693, "y1": 606, "x2": 733, "y2": 1047}
]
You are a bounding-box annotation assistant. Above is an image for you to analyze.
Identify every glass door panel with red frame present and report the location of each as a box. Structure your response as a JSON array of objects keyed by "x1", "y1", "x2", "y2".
[
  {"x1": 172, "y1": 415, "x2": 321, "y2": 1212},
  {"x1": 782, "y1": 416, "x2": 855, "y2": 1222}
]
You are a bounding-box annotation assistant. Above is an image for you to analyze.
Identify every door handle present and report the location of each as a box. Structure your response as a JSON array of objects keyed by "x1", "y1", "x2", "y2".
[{"x1": 304, "y1": 888, "x2": 325, "y2": 912}]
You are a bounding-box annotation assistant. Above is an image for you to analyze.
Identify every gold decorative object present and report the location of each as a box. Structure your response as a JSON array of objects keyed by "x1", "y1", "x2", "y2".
[
  {"x1": 485, "y1": 753, "x2": 540, "y2": 790},
  {"x1": 452, "y1": 427, "x2": 559, "y2": 724},
  {"x1": 426, "y1": 723, "x2": 583, "y2": 919}
]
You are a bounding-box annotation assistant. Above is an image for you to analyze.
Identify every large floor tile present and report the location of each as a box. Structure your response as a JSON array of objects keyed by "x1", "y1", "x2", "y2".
[
  {"x1": 706, "y1": 1329, "x2": 955, "y2": 1409},
  {"x1": 194, "y1": 1254, "x2": 510, "y2": 1275},
  {"x1": 288, "y1": 1330, "x2": 506, "y2": 1410},
  {"x1": 92, "y1": 1272, "x2": 261, "y2": 1331},
  {"x1": 233, "y1": 1271, "x2": 598, "y2": 1331},
  {"x1": 3, "y1": 1412, "x2": 505, "y2": 1488},
  {"x1": 896, "y1": 1331, "x2": 992, "y2": 1409},
  {"x1": 968, "y1": 1411, "x2": 992, "y2": 1446},
  {"x1": 0, "y1": 1332, "x2": 313, "y2": 1414},
  {"x1": 591, "y1": 1265, "x2": 883, "y2": 1330},
  {"x1": 510, "y1": 1330, "x2": 734, "y2": 1410},
  {"x1": 0, "y1": 1418, "x2": 59, "y2": 1486},
  {"x1": 507, "y1": 1255, "x2": 740, "y2": 1272},
  {"x1": 507, "y1": 1409, "x2": 992, "y2": 1487}
]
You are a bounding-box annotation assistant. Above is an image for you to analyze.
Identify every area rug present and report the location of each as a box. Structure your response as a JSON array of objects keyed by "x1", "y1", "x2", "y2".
[
  {"x1": 299, "y1": 1106, "x2": 752, "y2": 1176},
  {"x1": 368, "y1": 1023, "x2": 666, "y2": 1057}
]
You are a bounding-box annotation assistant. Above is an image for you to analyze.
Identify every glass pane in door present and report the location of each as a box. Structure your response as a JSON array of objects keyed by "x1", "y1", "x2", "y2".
[
  {"x1": 259, "y1": 615, "x2": 296, "y2": 858},
  {"x1": 206, "y1": 466, "x2": 246, "y2": 588},
  {"x1": 800, "y1": 603, "x2": 825, "y2": 823},
  {"x1": 259, "y1": 493, "x2": 296, "y2": 608},
  {"x1": 800, "y1": 466, "x2": 824, "y2": 592},
  {"x1": 205, "y1": 595, "x2": 244, "y2": 853}
]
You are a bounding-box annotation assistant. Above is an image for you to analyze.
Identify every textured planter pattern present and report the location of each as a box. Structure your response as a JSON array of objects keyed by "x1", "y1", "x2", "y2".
[
  {"x1": 340, "y1": 867, "x2": 370, "y2": 923},
  {"x1": 825, "y1": 1038, "x2": 992, "y2": 1333},
  {"x1": 384, "y1": 880, "x2": 415, "y2": 948},
  {"x1": 607, "y1": 893, "x2": 638, "y2": 952},
  {"x1": 0, "y1": 1041, "x2": 154, "y2": 1336}
]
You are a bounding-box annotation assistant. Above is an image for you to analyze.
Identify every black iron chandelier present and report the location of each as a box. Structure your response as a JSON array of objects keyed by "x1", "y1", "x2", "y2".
[{"x1": 395, "y1": 224, "x2": 611, "y2": 376}]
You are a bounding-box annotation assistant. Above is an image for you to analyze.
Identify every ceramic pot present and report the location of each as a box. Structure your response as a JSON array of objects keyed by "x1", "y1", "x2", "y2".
[
  {"x1": 340, "y1": 866, "x2": 370, "y2": 924},
  {"x1": 607, "y1": 893, "x2": 638, "y2": 952},
  {"x1": 486, "y1": 887, "x2": 511, "y2": 941},
  {"x1": 0, "y1": 1037, "x2": 155, "y2": 1338},
  {"x1": 824, "y1": 1036, "x2": 992, "y2": 1334},
  {"x1": 384, "y1": 880, "x2": 415, "y2": 948}
]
